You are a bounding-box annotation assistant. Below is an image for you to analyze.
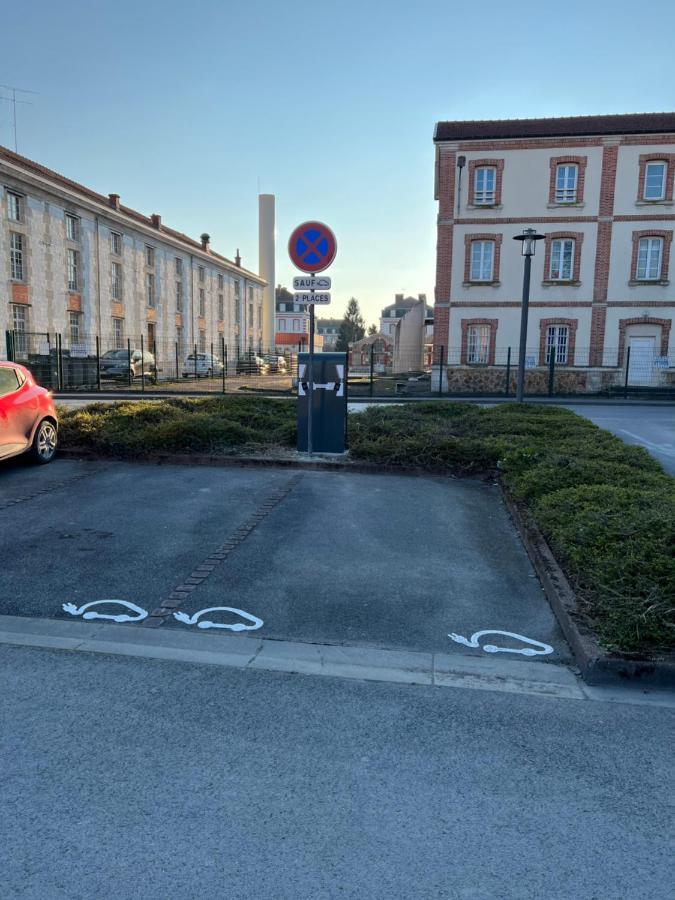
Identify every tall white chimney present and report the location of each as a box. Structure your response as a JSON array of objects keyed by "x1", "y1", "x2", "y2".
[{"x1": 258, "y1": 194, "x2": 275, "y2": 350}]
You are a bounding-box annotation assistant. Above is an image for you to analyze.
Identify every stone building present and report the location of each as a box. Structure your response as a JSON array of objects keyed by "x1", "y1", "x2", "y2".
[
  {"x1": 1, "y1": 145, "x2": 265, "y2": 365},
  {"x1": 316, "y1": 317, "x2": 342, "y2": 351},
  {"x1": 433, "y1": 113, "x2": 675, "y2": 388}
]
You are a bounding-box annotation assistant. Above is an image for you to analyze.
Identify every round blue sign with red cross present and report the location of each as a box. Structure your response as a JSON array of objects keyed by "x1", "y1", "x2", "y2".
[{"x1": 288, "y1": 221, "x2": 337, "y2": 273}]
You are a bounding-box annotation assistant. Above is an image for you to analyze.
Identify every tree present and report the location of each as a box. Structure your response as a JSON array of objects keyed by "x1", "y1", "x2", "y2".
[
  {"x1": 367, "y1": 323, "x2": 378, "y2": 335},
  {"x1": 336, "y1": 298, "x2": 366, "y2": 351}
]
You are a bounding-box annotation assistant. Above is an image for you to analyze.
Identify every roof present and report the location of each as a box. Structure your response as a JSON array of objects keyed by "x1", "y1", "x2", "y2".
[
  {"x1": 434, "y1": 112, "x2": 675, "y2": 143},
  {"x1": 0, "y1": 144, "x2": 264, "y2": 283}
]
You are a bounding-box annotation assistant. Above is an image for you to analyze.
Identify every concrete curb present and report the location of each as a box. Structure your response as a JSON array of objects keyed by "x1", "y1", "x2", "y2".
[
  {"x1": 0, "y1": 614, "x2": 589, "y2": 700},
  {"x1": 502, "y1": 490, "x2": 675, "y2": 688}
]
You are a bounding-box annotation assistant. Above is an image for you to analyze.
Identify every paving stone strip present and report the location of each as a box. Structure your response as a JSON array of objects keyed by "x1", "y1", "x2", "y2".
[
  {"x1": 0, "y1": 465, "x2": 102, "y2": 511},
  {"x1": 143, "y1": 473, "x2": 304, "y2": 627}
]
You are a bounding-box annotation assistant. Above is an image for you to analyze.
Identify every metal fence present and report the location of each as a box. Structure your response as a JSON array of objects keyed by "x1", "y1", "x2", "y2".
[{"x1": 5, "y1": 331, "x2": 675, "y2": 398}]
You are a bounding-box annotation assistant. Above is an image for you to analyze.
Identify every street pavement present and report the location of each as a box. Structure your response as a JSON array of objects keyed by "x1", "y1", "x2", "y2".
[
  {"x1": 0, "y1": 458, "x2": 568, "y2": 660},
  {"x1": 1, "y1": 643, "x2": 672, "y2": 900}
]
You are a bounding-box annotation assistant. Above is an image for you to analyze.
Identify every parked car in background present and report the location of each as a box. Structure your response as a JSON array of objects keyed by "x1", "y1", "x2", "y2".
[
  {"x1": 100, "y1": 349, "x2": 157, "y2": 382},
  {"x1": 262, "y1": 354, "x2": 288, "y2": 374},
  {"x1": 182, "y1": 353, "x2": 224, "y2": 378},
  {"x1": 235, "y1": 352, "x2": 269, "y2": 375},
  {"x1": 0, "y1": 362, "x2": 58, "y2": 464}
]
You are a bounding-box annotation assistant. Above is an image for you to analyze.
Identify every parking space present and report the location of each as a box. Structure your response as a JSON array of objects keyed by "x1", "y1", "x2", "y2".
[{"x1": 0, "y1": 459, "x2": 569, "y2": 661}]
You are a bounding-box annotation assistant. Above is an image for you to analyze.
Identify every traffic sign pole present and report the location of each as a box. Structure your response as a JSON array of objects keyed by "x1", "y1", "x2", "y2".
[{"x1": 307, "y1": 288, "x2": 315, "y2": 455}]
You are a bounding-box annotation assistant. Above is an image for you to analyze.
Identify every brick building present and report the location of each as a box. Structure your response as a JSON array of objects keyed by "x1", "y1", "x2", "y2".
[
  {"x1": 1, "y1": 145, "x2": 265, "y2": 365},
  {"x1": 433, "y1": 113, "x2": 675, "y2": 386}
]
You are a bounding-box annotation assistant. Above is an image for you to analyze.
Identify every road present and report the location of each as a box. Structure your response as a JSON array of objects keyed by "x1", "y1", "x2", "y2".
[{"x1": 1, "y1": 644, "x2": 672, "y2": 900}]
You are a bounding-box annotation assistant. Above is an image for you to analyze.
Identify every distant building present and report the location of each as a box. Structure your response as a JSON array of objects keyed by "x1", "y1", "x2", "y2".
[
  {"x1": 348, "y1": 333, "x2": 394, "y2": 372},
  {"x1": 379, "y1": 294, "x2": 433, "y2": 340},
  {"x1": 274, "y1": 285, "x2": 323, "y2": 351},
  {"x1": 316, "y1": 317, "x2": 342, "y2": 350}
]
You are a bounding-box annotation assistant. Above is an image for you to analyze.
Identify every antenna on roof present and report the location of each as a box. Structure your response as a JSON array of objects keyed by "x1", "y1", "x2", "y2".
[{"x1": 0, "y1": 84, "x2": 38, "y2": 153}]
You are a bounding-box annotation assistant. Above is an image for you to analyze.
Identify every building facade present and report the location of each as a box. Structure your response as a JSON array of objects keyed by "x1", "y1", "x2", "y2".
[
  {"x1": 433, "y1": 113, "x2": 675, "y2": 386},
  {"x1": 348, "y1": 333, "x2": 394, "y2": 373},
  {"x1": 275, "y1": 285, "x2": 311, "y2": 351},
  {"x1": 316, "y1": 317, "x2": 341, "y2": 350},
  {"x1": 1, "y1": 145, "x2": 265, "y2": 366},
  {"x1": 379, "y1": 294, "x2": 433, "y2": 339}
]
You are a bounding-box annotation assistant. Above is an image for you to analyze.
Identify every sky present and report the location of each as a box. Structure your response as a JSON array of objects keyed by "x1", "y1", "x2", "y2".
[{"x1": 3, "y1": 0, "x2": 675, "y2": 326}]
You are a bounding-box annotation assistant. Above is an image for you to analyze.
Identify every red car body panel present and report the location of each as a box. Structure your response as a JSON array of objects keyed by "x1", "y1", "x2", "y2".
[{"x1": 0, "y1": 362, "x2": 58, "y2": 461}]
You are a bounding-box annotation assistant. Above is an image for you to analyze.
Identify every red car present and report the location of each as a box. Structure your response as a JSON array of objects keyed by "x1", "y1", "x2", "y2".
[{"x1": 0, "y1": 361, "x2": 58, "y2": 464}]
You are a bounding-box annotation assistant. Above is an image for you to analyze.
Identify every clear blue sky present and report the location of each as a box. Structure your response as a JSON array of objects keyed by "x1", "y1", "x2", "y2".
[{"x1": 3, "y1": 0, "x2": 674, "y2": 326}]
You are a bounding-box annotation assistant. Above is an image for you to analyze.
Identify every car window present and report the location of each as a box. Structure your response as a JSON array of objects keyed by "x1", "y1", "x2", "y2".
[
  {"x1": 0, "y1": 367, "x2": 21, "y2": 397},
  {"x1": 131, "y1": 352, "x2": 142, "y2": 361}
]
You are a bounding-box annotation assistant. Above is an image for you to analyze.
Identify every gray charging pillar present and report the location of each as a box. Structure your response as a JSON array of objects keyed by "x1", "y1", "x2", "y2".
[{"x1": 297, "y1": 352, "x2": 347, "y2": 453}]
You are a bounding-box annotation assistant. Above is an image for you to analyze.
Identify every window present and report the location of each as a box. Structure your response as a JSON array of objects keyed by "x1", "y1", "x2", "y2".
[
  {"x1": 235, "y1": 301, "x2": 241, "y2": 325},
  {"x1": 12, "y1": 304, "x2": 27, "y2": 355},
  {"x1": 546, "y1": 325, "x2": 569, "y2": 364},
  {"x1": 145, "y1": 245, "x2": 155, "y2": 267},
  {"x1": 249, "y1": 303, "x2": 254, "y2": 326},
  {"x1": 148, "y1": 323, "x2": 156, "y2": 350},
  {"x1": 293, "y1": 318, "x2": 300, "y2": 331},
  {"x1": 199, "y1": 288, "x2": 205, "y2": 317},
  {"x1": 278, "y1": 318, "x2": 287, "y2": 331},
  {"x1": 470, "y1": 241, "x2": 494, "y2": 281},
  {"x1": 555, "y1": 165, "x2": 578, "y2": 203},
  {"x1": 65, "y1": 214, "x2": 80, "y2": 241},
  {"x1": 217, "y1": 273, "x2": 224, "y2": 289},
  {"x1": 636, "y1": 237, "x2": 663, "y2": 280},
  {"x1": 0, "y1": 366, "x2": 21, "y2": 397},
  {"x1": 218, "y1": 294, "x2": 224, "y2": 320},
  {"x1": 257, "y1": 305, "x2": 262, "y2": 328},
  {"x1": 67, "y1": 248, "x2": 79, "y2": 291},
  {"x1": 474, "y1": 167, "x2": 496, "y2": 205},
  {"x1": 467, "y1": 325, "x2": 490, "y2": 364},
  {"x1": 110, "y1": 232, "x2": 122, "y2": 255},
  {"x1": 198, "y1": 329, "x2": 206, "y2": 353},
  {"x1": 111, "y1": 261, "x2": 122, "y2": 300},
  {"x1": 10, "y1": 232, "x2": 24, "y2": 280},
  {"x1": 69, "y1": 311, "x2": 81, "y2": 345},
  {"x1": 234, "y1": 281, "x2": 240, "y2": 300},
  {"x1": 7, "y1": 191, "x2": 23, "y2": 221},
  {"x1": 550, "y1": 239, "x2": 575, "y2": 281},
  {"x1": 644, "y1": 161, "x2": 667, "y2": 201},
  {"x1": 113, "y1": 318, "x2": 124, "y2": 349},
  {"x1": 198, "y1": 266, "x2": 205, "y2": 283},
  {"x1": 176, "y1": 280, "x2": 183, "y2": 312},
  {"x1": 146, "y1": 272, "x2": 155, "y2": 307},
  {"x1": 175, "y1": 257, "x2": 183, "y2": 276},
  {"x1": 248, "y1": 286, "x2": 254, "y2": 303},
  {"x1": 176, "y1": 325, "x2": 184, "y2": 352}
]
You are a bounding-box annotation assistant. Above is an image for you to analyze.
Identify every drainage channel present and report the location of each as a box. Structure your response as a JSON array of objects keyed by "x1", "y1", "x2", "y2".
[{"x1": 142, "y1": 473, "x2": 304, "y2": 627}]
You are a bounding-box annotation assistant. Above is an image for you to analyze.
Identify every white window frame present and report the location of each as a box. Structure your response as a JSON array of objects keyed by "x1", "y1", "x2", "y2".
[
  {"x1": 10, "y1": 232, "x2": 24, "y2": 281},
  {"x1": 644, "y1": 161, "x2": 667, "y2": 201},
  {"x1": 11, "y1": 304, "x2": 28, "y2": 355},
  {"x1": 636, "y1": 237, "x2": 663, "y2": 280},
  {"x1": 555, "y1": 165, "x2": 578, "y2": 203},
  {"x1": 470, "y1": 240, "x2": 494, "y2": 281},
  {"x1": 69, "y1": 311, "x2": 82, "y2": 345},
  {"x1": 467, "y1": 325, "x2": 490, "y2": 364},
  {"x1": 549, "y1": 239, "x2": 575, "y2": 281},
  {"x1": 546, "y1": 325, "x2": 569, "y2": 365},
  {"x1": 278, "y1": 318, "x2": 287, "y2": 331},
  {"x1": 111, "y1": 261, "x2": 122, "y2": 300},
  {"x1": 67, "y1": 248, "x2": 79, "y2": 291},
  {"x1": 110, "y1": 232, "x2": 122, "y2": 255},
  {"x1": 65, "y1": 213, "x2": 80, "y2": 241},
  {"x1": 146, "y1": 272, "x2": 155, "y2": 307},
  {"x1": 113, "y1": 317, "x2": 124, "y2": 349},
  {"x1": 474, "y1": 167, "x2": 496, "y2": 205},
  {"x1": 7, "y1": 191, "x2": 23, "y2": 222}
]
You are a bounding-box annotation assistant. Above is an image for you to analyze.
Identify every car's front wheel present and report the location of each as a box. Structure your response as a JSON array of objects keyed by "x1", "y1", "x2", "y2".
[{"x1": 30, "y1": 419, "x2": 58, "y2": 464}]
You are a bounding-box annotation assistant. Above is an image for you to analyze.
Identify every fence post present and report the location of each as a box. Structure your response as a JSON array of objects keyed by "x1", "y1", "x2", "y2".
[
  {"x1": 548, "y1": 348, "x2": 555, "y2": 397},
  {"x1": 369, "y1": 344, "x2": 374, "y2": 398},
  {"x1": 438, "y1": 345, "x2": 444, "y2": 397},
  {"x1": 95, "y1": 335, "x2": 101, "y2": 392},
  {"x1": 624, "y1": 345, "x2": 631, "y2": 399},
  {"x1": 127, "y1": 338, "x2": 132, "y2": 387},
  {"x1": 140, "y1": 333, "x2": 145, "y2": 393},
  {"x1": 505, "y1": 346, "x2": 511, "y2": 397},
  {"x1": 153, "y1": 341, "x2": 157, "y2": 385},
  {"x1": 210, "y1": 341, "x2": 214, "y2": 381},
  {"x1": 221, "y1": 337, "x2": 226, "y2": 393},
  {"x1": 175, "y1": 342, "x2": 179, "y2": 380},
  {"x1": 57, "y1": 333, "x2": 64, "y2": 391}
]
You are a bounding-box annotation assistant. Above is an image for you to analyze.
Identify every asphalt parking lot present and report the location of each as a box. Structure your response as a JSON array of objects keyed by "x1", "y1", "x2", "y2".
[{"x1": 0, "y1": 458, "x2": 568, "y2": 661}]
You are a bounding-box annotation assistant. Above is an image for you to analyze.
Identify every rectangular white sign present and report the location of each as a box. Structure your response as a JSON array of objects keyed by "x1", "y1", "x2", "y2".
[
  {"x1": 293, "y1": 276, "x2": 331, "y2": 290},
  {"x1": 294, "y1": 292, "x2": 331, "y2": 305}
]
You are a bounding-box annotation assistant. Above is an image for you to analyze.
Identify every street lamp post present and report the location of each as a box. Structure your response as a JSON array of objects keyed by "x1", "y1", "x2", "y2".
[{"x1": 512, "y1": 228, "x2": 545, "y2": 402}]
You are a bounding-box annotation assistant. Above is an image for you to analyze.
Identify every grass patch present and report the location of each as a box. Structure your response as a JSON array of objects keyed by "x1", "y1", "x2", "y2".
[
  {"x1": 60, "y1": 397, "x2": 674, "y2": 655},
  {"x1": 59, "y1": 396, "x2": 296, "y2": 457}
]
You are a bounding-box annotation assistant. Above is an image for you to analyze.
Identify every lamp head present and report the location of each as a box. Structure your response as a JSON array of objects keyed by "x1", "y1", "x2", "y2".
[{"x1": 513, "y1": 227, "x2": 545, "y2": 256}]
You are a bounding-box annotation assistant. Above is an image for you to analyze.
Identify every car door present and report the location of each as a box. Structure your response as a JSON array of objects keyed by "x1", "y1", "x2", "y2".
[{"x1": 0, "y1": 367, "x2": 37, "y2": 459}]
